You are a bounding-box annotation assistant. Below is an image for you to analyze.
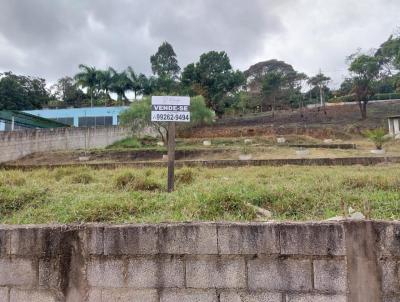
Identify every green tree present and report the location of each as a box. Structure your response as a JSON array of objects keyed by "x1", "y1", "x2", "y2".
[
  {"x1": 150, "y1": 42, "x2": 180, "y2": 94},
  {"x1": 0, "y1": 72, "x2": 50, "y2": 110},
  {"x1": 126, "y1": 67, "x2": 145, "y2": 100},
  {"x1": 244, "y1": 59, "x2": 307, "y2": 112},
  {"x1": 307, "y1": 73, "x2": 331, "y2": 107},
  {"x1": 95, "y1": 69, "x2": 114, "y2": 104},
  {"x1": 375, "y1": 34, "x2": 400, "y2": 74},
  {"x1": 181, "y1": 51, "x2": 245, "y2": 116},
  {"x1": 74, "y1": 64, "x2": 98, "y2": 107},
  {"x1": 109, "y1": 68, "x2": 131, "y2": 105},
  {"x1": 244, "y1": 59, "x2": 297, "y2": 93},
  {"x1": 120, "y1": 96, "x2": 214, "y2": 143},
  {"x1": 348, "y1": 54, "x2": 381, "y2": 119},
  {"x1": 262, "y1": 71, "x2": 285, "y2": 116},
  {"x1": 51, "y1": 76, "x2": 88, "y2": 107},
  {"x1": 150, "y1": 42, "x2": 181, "y2": 79},
  {"x1": 338, "y1": 78, "x2": 354, "y2": 96}
]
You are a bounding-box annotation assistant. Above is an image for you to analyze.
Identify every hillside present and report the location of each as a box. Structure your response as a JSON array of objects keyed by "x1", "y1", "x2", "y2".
[{"x1": 184, "y1": 101, "x2": 400, "y2": 138}]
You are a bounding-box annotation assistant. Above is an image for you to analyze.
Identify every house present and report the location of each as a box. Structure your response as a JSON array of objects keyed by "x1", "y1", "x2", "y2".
[
  {"x1": 388, "y1": 115, "x2": 400, "y2": 139},
  {"x1": 0, "y1": 106, "x2": 128, "y2": 131}
]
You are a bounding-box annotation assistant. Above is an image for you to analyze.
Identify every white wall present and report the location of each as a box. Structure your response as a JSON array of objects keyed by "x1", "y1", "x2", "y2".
[{"x1": 0, "y1": 126, "x2": 131, "y2": 163}]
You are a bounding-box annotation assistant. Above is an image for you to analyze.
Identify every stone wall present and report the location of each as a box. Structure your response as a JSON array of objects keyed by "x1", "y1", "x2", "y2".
[
  {"x1": 0, "y1": 126, "x2": 131, "y2": 163},
  {"x1": 0, "y1": 221, "x2": 398, "y2": 302}
]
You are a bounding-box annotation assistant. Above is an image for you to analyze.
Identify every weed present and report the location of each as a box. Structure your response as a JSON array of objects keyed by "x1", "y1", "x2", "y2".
[
  {"x1": 175, "y1": 167, "x2": 195, "y2": 184},
  {"x1": 69, "y1": 172, "x2": 94, "y2": 184}
]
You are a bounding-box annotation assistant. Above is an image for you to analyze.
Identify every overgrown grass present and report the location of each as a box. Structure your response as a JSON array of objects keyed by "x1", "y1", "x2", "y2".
[
  {"x1": 0, "y1": 165, "x2": 399, "y2": 224},
  {"x1": 107, "y1": 136, "x2": 159, "y2": 149}
]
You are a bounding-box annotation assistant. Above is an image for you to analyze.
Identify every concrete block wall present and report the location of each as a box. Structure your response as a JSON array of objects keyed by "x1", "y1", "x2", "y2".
[
  {"x1": 0, "y1": 126, "x2": 131, "y2": 163},
  {"x1": 0, "y1": 221, "x2": 398, "y2": 302}
]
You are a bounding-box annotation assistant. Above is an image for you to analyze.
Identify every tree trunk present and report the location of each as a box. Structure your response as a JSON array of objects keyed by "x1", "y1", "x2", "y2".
[
  {"x1": 272, "y1": 95, "x2": 276, "y2": 119},
  {"x1": 319, "y1": 85, "x2": 324, "y2": 107},
  {"x1": 90, "y1": 89, "x2": 93, "y2": 107},
  {"x1": 358, "y1": 100, "x2": 368, "y2": 120}
]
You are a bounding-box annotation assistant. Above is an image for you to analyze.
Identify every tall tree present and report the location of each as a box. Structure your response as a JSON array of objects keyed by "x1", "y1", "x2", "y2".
[
  {"x1": 348, "y1": 54, "x2": 381, "y2": 119},
  {"x1": 51, "y1": 76, "x2": 88, "y2": 107},
  {"x1": 262, "y1": 71, "x2": 284, "y2": 117},
  {"x1": 244, "y1": 59, "x2": 297, "y2": 93},
  {"x1": 74, "y1": 64, "x2": 98, "y2": 107},
  {"x1": 181, "y1": 51, "x2": 245, "y2": 116},
  {"x1": 126, "y1": 67, "x2": 143, "y2": 100},
  {"x1": 150, "y1": 42, "x2": 181, "y2": 79},
  {"x1": 150, "y1": 42, "x2": 181, "y2": 94},
  {"x1": 375, "y1": 34, "x2": 400, "y2": 74},
  {"x1": 95, "y1": 69, "x2": 114, "y2": 103},
  {"x1": 0, "y1": 72, "x2": 50, "y2": 110},
  {"x1": 109, "y1": 68, "x2": 131, "y2": 105},
  {"x1": 308, "y1": 72, "x2": 331, "y2": 107}
]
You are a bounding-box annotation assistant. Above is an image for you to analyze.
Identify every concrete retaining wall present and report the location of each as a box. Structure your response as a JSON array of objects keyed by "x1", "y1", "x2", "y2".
[
  {"x1": 0, "y1": 126, "x2": 131, "y2": 163},
  {"x1": 0, "y1": 221, "x2": 398, "y2": 301}
]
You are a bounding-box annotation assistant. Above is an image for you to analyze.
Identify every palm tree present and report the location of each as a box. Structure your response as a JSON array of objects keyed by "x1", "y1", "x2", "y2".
[
  {"x1": 109, "y1": 68, "x2": 131, "y2": 105},
  {"x1": 126, "y1": 67, "x2": 144, "y2": 100},
  {"x1": 96, "y1": 69, "x2": 113, "y2": 105},
  {"x1": 74, "y1": 64, "x2": 98, "y2": 107}
]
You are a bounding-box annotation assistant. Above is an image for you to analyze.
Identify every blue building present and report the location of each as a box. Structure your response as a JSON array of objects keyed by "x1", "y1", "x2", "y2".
[{"x1": 0, "y1": 106, "x2": 129, "y2": 131}]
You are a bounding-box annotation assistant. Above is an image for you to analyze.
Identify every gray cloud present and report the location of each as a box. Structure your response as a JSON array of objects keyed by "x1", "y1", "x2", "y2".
[{"x1": 0, "y1": 0, "x2": 399, "y2": 86}]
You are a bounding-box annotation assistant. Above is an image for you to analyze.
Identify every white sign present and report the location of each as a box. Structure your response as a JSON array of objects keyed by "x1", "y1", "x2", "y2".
[{"x1": 151, "y1": 96, "x2": 191, "y2": 122}]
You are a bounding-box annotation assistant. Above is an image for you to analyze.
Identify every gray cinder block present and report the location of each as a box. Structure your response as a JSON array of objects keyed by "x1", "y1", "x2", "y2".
[
  {"x1": 217, "y1": 223, "x2": 280, "y2": 255},
  {"x1": 186, "y1": 256, "x2": 246, "y2": 289},
  {"x1": 248, "y1": 258, "x2": 312, "y2": 291}
]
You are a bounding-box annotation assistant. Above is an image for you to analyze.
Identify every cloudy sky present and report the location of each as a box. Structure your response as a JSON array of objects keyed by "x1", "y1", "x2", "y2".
[{"x1": 0, "y1": 0, "x2": 399, "y2": 87}]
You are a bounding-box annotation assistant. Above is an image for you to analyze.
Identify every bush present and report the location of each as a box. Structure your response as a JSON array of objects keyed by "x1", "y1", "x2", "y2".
[
  {"x1": 328, "y1": 94, "x2": 356, "y2": 103},
  {"x1": 371, "y1": 93, "x2": 400, "y2": 101},
  {"x1": 199, "y1": 190, "x2": 256, "y2": 220},
  {"x1": 0, "y1": 187, "x2": 47, "y2": 216},
  {"x1": 133, "y1": 178, "x2": 162, "y2": 191},
  {"x1": 0, "y1": 174, "x2": 26, "y2": 186},
  {"x1": 114, "y1": 171, "x2": 162, "y2": 191},
  {"x1": 53, "y1": 167, "x2": 79, "y2": 181},
  {"x1": 363, "y1": 128, "x2": 391, "y2": 150},
  {"x1": 114, "y1": 172, "x2": 136, "y2": 189},
  {"x1": 343, "y1": 175, "x2": 400, "y2": 191},
  {"x1": 175, "y1": 167, "x2": 195, "y2": 184},
  {"x1": 69, "y1": 172, "x2": 94, "y2": 184},
  {"x1": 107, "y1": 137, "x2": 142, "y2": 149}
]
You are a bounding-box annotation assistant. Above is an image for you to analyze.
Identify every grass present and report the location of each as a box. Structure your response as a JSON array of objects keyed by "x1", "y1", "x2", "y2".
[
  {"x1": 106, "y1": 136, "x2": 160, "y2": 149},
  {"x1": 0, "y1": 165, "x2": 398, "y2": 224}
]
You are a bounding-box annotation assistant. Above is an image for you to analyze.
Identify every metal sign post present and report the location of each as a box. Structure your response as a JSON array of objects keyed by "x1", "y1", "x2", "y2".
[
  {"x1": 151, "y1": 96, "x2": 190, "y2": 192},
  {"x1": 167, "y1": 122, "x2": 176, "y2": 192}
]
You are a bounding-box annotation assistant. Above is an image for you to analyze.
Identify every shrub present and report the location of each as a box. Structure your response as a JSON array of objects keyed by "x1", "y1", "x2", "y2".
[
  {"x1": 363, "y1": 128, "x2": 391, "y2": 150},
  {"x1": 328, "y1": 94, "x2": 356, "y2": 103},
  {"x1": 343, "y1": 175, "x2": 400, "y2": 191},
  {"x1": 371, "y1": 93, "x2": 400, "y2": 101},
  {"x1": 0, "y1": 187, "x2": 47, "y2": 216},
  {"x1": 53, "y1": 168, "x2": 78, "y2": 181},
  {"x1": 175, "y1": 168, "x2": 195, "y2": 184},
  {"x1": 133, "y1": 178, "x2": 162, "y2": 191},
  {"x1": 72, "y1": 199, "x2": 138, "y2": 222},
  {"x1": 107, "y1": 137, "x2": 142, "y2": 149},
  {"x1": 114, "y1": 171, "x2": 161, "y2": 191},
  {"x1": 114, "y1": 172, "x2": 136, "y2": 189},
  {"x1": 0, "y1": 174, "x2": 26, "y2": 186},
  {"x1": 199, "y1": 190, "x2": 256, "y2": 220},
  {"x1": 70, "y1": 172, "x2": 94, "y2": 184}
]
